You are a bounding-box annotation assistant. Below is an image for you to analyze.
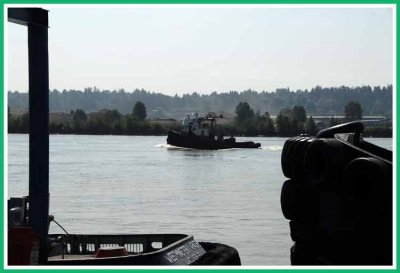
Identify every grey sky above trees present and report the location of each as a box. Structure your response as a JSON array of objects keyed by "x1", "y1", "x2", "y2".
[{"x1": 7, "y1": 6, "x2": 393, "y2": 95}]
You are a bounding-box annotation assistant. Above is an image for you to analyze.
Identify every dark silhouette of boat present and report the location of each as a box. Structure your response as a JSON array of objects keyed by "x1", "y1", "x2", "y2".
[{"x1": 167, "y1": 113, "x2": 261, "y2": 150}]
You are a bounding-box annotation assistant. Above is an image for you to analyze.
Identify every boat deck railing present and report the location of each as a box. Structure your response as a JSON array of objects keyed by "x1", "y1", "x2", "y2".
[{"x1": 48, "y1": 233, "x2": 189, "y2": 257}]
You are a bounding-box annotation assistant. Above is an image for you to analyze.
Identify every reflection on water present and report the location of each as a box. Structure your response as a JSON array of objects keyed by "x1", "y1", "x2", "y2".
[{"x1": 7, "y1": 134, "x2": 392, "y2": 265}]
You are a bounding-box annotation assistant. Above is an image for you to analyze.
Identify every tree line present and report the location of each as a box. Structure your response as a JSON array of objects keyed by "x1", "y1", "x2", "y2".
[
  {"x1": 9, "y1": 100, "x2": 390, "y2": 137},
  {"x1": 9, "y1": 102, "x2": 179, "y2": 136},
  {"x1": 8, "y1": 85, "x2": 392, "y2": 119},
  {"x1": 220, "y1": 102, "x2": 318, "y2": 137}
]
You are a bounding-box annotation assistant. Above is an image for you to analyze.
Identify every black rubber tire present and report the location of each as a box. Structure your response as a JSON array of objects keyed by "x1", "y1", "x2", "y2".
[
  {"x1": 342, "y1": 157, "x2": 392, "y2": 229},
  {"x1": 289, "y1": 220, "x2": 321, "y2": 243},
  {"x1": 341, "y1": 157, "x2": 392, "y2": 265},
  {"x1": 281, "y1": 179, "x2": 297, "y2": 220},
  {"x1": 290, "y1": 138, "x2": 315, "y2": 181},
  {"x1": 342, "y1": 157, "x2": 391, "y2": 199},
  {"x1": 303, "y1": 139, "x2": 346, "y2": 186},
  {"x1": 281, "y1": 136, "x2": 302, "y2": 178},
  {"x1": 281, "y1": 179, "x2": 319, "y2": 222},
  {"x1": 282, "y1": 136, "x2": 314, "y2": 180}
]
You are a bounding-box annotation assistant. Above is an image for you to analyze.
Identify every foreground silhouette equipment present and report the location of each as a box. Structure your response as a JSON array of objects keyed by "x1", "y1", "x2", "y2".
[
  {"x1": 7, "y1": 8, "x2": 240, "y2": 266},
  {"x1": 281, "y1": 121, "x2": 392, "y2": 265}
]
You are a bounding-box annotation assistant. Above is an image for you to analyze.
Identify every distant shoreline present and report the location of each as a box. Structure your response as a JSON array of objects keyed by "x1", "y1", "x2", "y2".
[{"x1": 7, "y1": 132, "x2": 393, "y2": 138}]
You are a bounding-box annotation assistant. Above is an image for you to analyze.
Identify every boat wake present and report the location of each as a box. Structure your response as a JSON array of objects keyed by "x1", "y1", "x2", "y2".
[
  {"x1": 155, "y1": 143, "x2": 196, "y2": 150},
  {"x1": 155, "y1": 143, "x2": 167, "y2": 148},
  {"x1": 158, "y1": 143, "x2": 282, "y2": 151},
  {"x1": 262, "y1": 145, "x2": 283, "y2": 151}
]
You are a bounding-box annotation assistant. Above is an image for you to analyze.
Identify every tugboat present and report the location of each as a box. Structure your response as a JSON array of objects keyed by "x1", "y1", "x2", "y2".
[{"x1": 167, "y1": 113, "x2": 261, "y2": 150}]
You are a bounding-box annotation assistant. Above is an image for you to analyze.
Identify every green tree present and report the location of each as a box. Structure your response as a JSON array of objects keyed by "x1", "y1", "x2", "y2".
[
  {"x1": 72, "y1": 109, "x2": 87, "y2": 122},
  {"x1": 113, "y1": 119, "x2": 125, "y2": 135},
  {"x1": 275, "y1": 112, "x2": 291, "y2": 136},
  {"x1": 101, "y1": 109, "x2": 121, "y2": 124},
  {"x1": 86, "y1": 115, "x2": 111, "y2": 135},
  {"x1": 255, "y1": 112, "x2": 275, "y2": 136},
  {"x1": 126, "y1": 116, "x2": 138, "y2": 134},
  {"x1": 292, "y1": 105, "x2": 306, "y2": 123},
  {"x1": 235, "y1": 102, "x2": 255, "y2": 126},
  {"x1": 344, "y1": 101, "x2": 363, "y2": 121},
  {"x1": 20, "y1": 112, "x2": 29, "y2": 133},
  {"x1": 305, "y1": 116, "x2": 318, "y2": 135},
  {"x1": 275, "y1": 107, "x2": 306, "y2": 135},
  {"x1": 72, "y1": 108, "x2": 87, "y2": 133},
  {"x1": 132, "y1": 101, "x2": 147, "y2": 121},
  {"x1": 264, "y1": 112, "x2": 275, "y2": 136}
]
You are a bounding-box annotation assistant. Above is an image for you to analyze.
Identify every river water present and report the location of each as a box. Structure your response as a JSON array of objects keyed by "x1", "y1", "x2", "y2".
[{"x1": 7, "y1": 134, "x2": 392, "y2": 265}]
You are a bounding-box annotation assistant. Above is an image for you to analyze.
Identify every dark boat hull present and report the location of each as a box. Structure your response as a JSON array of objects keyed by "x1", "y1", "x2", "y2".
[{"x1": 167, "y1": 131, "x2": 260, "y2": 150}]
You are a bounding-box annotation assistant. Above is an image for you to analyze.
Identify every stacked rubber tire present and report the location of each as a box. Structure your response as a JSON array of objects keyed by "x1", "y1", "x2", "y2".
[{"x1": 280, "y1": 123, "x2": 392, "y2": 265}]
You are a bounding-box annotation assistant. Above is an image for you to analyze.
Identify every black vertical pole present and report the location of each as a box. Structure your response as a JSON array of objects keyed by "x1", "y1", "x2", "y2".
[{"x1": 28, "y1": 22, "x2": 49, "y2": 264}]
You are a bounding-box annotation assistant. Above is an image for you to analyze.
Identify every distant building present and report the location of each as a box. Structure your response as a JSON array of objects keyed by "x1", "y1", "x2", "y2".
[
  {"x1": 311, "y1": 115, "x2": 391, "y2": 129},
  {"x1": 150, "y1": 118, "x2": 178, "y2": 126}
]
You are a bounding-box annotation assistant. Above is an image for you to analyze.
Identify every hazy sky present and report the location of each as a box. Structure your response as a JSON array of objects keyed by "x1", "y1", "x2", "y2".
[{"x1": 7, "y1": 5, "x2": 394, "y2": 95}]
